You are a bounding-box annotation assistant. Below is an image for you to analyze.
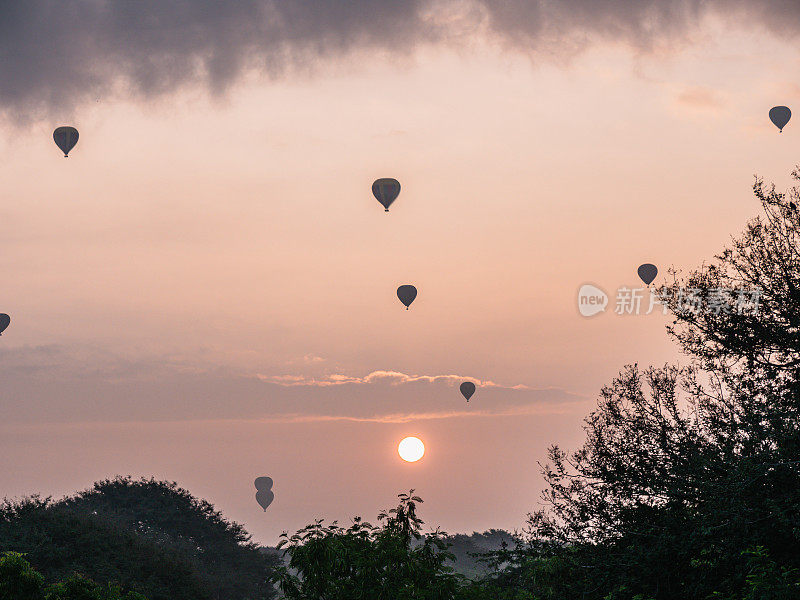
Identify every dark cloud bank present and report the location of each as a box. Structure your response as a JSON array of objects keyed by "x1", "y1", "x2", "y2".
[{"x1": 1, "y1": 0, "x2": 798, "y2": 120}]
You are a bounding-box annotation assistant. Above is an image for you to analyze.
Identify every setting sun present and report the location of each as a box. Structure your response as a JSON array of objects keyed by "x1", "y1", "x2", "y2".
[{"x1": 398, "y1": 437, "x2": 425, "y2": 462}]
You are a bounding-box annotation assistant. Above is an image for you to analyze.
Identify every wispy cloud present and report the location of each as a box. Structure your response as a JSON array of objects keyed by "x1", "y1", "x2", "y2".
[
  {"x1": 257, "y1": 369, "x2": 529, "y2": 389},
  {"x1": 0, "y1": 404, "x2": 585, "y2": 433},
  {"x1": 250, "y1": 403, "x2": 584, "y2": 424},
  {"x1": 303, "y1": 354, "x2": 326, "y2": 364}
]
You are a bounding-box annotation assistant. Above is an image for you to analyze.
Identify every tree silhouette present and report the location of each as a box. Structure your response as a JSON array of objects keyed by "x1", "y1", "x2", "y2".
[
  {"x1": 479, "y1": 169, "x2": 800, "y2": 599},
  {"x1": 0, "y1": 477, "x2": 280, "y2": 600},
  {"x1": 273, "y1": 491, "x2": 460, "y2": 599},
  {"x1": 0, "y1": 552, "x2": 148, "y2": 600}
]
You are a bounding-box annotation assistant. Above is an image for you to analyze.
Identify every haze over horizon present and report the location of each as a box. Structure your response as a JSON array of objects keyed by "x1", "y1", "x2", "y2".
[{"x1": 2, "y1": 1, "x2": 800, "y2": 545}]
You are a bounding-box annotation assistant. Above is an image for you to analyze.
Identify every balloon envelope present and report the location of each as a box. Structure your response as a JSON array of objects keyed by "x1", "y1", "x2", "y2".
[
  {"x1": 769, "y1": 106, "x2": 791, "y2": 132},
  {"x1": 372, "y1": 178, "x2": 401, "y2": 211},
  {"x1": 0, "y1": 314, "x2": 9, "y2": 335},
  {"x1": 460, "y1": 381, "x2": 476, "y2": 401},
  {"x1": 397, "y1": 285, "x2": 417, "y2": 309},
  {"x1": 255, "y1": 490, "x2": 274, "y2": 511},
  {"x1": 254, "y1": 477, "x2": 274, "y2": 511},
  {"x1": 254, "y1": 476, "x2": 273, "y2": 490},
  {"x1": 637, "y1": 263, "x2": 658, "y2": 285},
  {"x1": 53, "y1": 126, "x2": 79, "y2": 156}
]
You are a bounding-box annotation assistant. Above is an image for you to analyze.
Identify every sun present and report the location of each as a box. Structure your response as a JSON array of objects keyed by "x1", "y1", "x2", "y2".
[{"x1": 398, "y1": 437, "x2": 425, "y2": 462}]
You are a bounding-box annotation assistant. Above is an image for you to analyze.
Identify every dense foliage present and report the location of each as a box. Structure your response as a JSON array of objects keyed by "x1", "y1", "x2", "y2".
[
  {"x1": 0, "y1": 551, "x2": 146, "y2": 600},
  {"x1": 436, "y1": 530, "x2": 515, "y2": 579},
  {"x1": 0, "y1": 478, "x2": 280, "y2": 600},
  {"x1": 272, "y1": 491, "x2": 460, "y2": 599},
  {"x1": 64, "y1": 477, "x2": 279, "y2": 599}
]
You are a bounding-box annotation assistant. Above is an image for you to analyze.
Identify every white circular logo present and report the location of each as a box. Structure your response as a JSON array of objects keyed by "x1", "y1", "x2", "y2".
[{"x1": 577, "y1": 284, "x2": 608, "y2": 317}]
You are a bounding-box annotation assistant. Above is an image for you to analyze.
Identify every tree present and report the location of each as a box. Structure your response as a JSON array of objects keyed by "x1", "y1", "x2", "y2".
[
  {"x1": 663, "y1": 171, "x2": 800, "y2": 376},
  {"x1": 63, "y1": 477, "x2": 280, "y2": 600},
  {"x1": 0, "y1": 477, "x2": 280, "y2": 600},
  {"x1": 0, "y1": 497, "x2": 207, "y2": 600},
  {"x1": 0, "y1": 553, "x2": 148, "y2": 600},
  {"x1": 484, "y1": 169, "x2": 800, "y2": 599},
  {"x1": 44, "y1": 573, "x2": 147, "y2": 600},
  {"x1": 273, "y1": 491, "x2": 460, "y2": 599},
  {"x1": 0, "y1": 552, "x2": 44, "y2": 600}
]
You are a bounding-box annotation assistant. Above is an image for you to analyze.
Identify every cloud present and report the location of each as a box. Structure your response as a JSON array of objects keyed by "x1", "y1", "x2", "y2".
[
  {"x1": 0, "y1": 0, "x2": 434, "y2": 122},
  {"x1": 254, "y1": 402, "x2": 580, "y2": 423},
  {"x1": 257, "y1": 369, "x2": 527, "y2": 389},
  {"x1": 2, "y1": 1, "x2": 799, "y2": 121},
  {"x1": 0, "y1": 345, "x2": 585, "y2": 425},
  {"x1": 0, "y1": 406, "x2": 584, "y2": 433}
]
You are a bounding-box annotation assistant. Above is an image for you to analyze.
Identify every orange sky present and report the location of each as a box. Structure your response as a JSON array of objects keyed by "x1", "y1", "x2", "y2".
[{"x1": 1, "y1": 13, "x2": 800, "y2": 544}]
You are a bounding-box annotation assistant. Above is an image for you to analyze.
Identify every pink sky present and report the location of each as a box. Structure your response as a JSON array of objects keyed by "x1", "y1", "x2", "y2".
[{"x1": 1, "y1": 6, "x2": 800, "y2": 544}]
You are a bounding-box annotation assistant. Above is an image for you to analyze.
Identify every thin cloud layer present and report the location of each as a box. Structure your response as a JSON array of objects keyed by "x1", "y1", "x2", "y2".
[
  {"x1": 0, "y1": 345, "x2": 584, "y2": 424},
  {"x1": 258, "y1": 369, "x2": 529, "y2": 389},
  {"x1": 1, "y1": 1, "x2": 799, "y2": 121}
]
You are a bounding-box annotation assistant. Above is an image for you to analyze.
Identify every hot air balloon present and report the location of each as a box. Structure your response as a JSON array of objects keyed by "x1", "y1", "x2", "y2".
[
  {"x1": 637, "y1": 264, "x2": 658, "y2": 286},
  {"x1": 769, "y1": 106, "x2": 791, "y2": 132},
  {"x1": 460, "y1": 381, "x2": 476, "y2": 402},
  {"x1": 53, "y1": 126, "x2": 79, "y2": 157},
  {"x1": 254, "y1": 477, "x2": 274, "y2": 512},
  {"x1": 0, "y1": 314, "x2": 9, "y2": 336},
  {"x1": 372, "y1": 178, "x2": 401, "y2": 212},
  {"x1": 397, "y1": 285, "x2": 417, "y2": 309}
]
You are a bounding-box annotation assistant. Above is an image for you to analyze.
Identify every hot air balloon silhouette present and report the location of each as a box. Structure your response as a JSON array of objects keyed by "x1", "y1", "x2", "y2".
[
  {"x1": 254, "y1": 477, "x2": 274, "y2": 512},
  {"x1": 637, "y1": 264, "x2": 658, "y2": 286},
  {"x1": 397, "y1": 285, "x2": 417, "y2": 309},
  {"x1": 769, "y1": 106, "x2": 791, "y2": 132},
  {"x1": 372, "y1": 178, "x2": 401, "y2": 212},
  {"x1": 460, "y1": 381, "x2": 476, "y2": 402},
  {"x1": 53, "y1": 126, "x2": 79, "y2": 157},
  {"x1": 0, "y1": 314, "x2": 9, "y2": 336}
]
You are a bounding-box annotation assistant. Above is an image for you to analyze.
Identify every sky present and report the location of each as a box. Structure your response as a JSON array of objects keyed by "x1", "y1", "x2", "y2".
[{"x1": 1, "y1": 1, "x2": 800, "y2": 545}]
